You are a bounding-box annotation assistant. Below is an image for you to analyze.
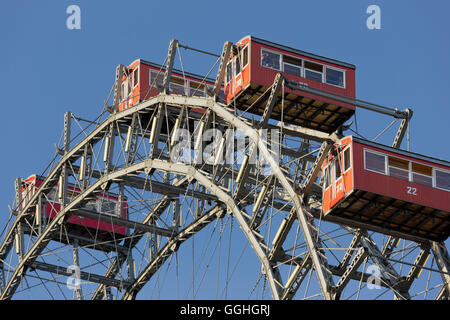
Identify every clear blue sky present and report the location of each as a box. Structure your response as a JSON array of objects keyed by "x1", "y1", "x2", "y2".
[{"x1": 0, "y1": 0, "x2": 449, "y2": 299}]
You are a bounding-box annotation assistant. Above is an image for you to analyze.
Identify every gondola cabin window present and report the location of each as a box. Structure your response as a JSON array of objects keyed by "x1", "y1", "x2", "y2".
[
  {"x1": 388, "y1": 156, "x2": 409, "y2": 181},
  {"x1": 343, "y1": 146, "x2": 351, "y2": 172},
  {"x1": 236, "y1": 44, "x2": 249, "y2": 74},
  {"x1": 46, "y1": 185, "x2": 119, "y2": 216},
  {"x1": 149, "y1": 70, "x2": 164, "y2": 89},
  {"x1": 259, "y1": 47, "x2": 346, "y2": 88},
  {"x1": 133, "y1": 67, "x2": 139, "y2": 87},
  {"x1": 335, "y1": 158, "x2": 342, "y2": 179},
  {"x1": 412, "y1": 162, "x2": 433, "y2": 187},
  {"x1": 304, "y1": 61, "x2": 323, "y2": 82},
  {"x1": 435, "y1": 169, "x2": 450, "y2": 191},
  {"x1": 121, "y1": 82, "x2": 126, "y2": 102},
  {"x1": 235, "y1": 55, "x2": 241, "y2": 76},
  {"x1": 324, "y1": 166, "x2": 331, "y2": 189},
  {"x1": 243, "y1": 45, "x2": 249, "y2": 67},
  {"x1": 325, "y1": 67, "x2": 345, "y2": 88},
  {"x1": 226, "y1": 62, "x2": 233, "y2": 84},
  {"x1": 149, "y1": 69, "x2": 210, "y2": 97},
  {"x1": 190, "y1": 81, "x2": 206, "y2": 97},
  {"x1": 261, "y1": 49, "x2": 281, "y2": 70},
  {"x1": 364, "y1": 150, "x2": 386, "y2": 174},
  {"x1": 364, "y1": 148, "x2": 450, "y2": 192},
  {"x1": 283, "y1": 55, "x2": 302, "y2": 78},
  {"x1": 127, "y1": 77, "x2": 131, "y2": 97},
  {"x1": 169, "y1": 76, "x2": 187, "y2": 95}
]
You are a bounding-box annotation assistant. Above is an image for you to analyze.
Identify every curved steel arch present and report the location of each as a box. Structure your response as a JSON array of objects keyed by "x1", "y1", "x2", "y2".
[
  {"x1": 0, "y1": 94, "x2": 326, "y2": 300},
  {"x1": 1, "y1": 92, "x2": 448, "y2": 300},
  {"x1": 120, "y1": 160, "x2": 284, "y2": 299},
  {"x1": 0, "y1": 157, "x2": 284, "y2": 300},
  {"x1": 204, "y1": 97, "x2": 336, "y2": 299},
  {"x1": 0, "y1": 95, "x2": 161, "y2": 267}
]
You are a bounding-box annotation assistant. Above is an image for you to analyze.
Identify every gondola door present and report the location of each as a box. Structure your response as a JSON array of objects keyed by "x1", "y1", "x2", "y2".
[{"x1": 330, "y1": 156, "x2": 345, "y2": 207}]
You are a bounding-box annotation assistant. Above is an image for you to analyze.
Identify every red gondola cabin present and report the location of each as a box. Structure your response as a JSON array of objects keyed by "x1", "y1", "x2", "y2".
[
  {"x1": 20, "y1": 175, "x2": 128, "y2": 246},
  {"x1": 322, "y1": 137, "x2": 450, "y2": 242},
  {"x1": 117, "y1": 59, "x2": 221, "y2": 112},
  {"x1": 224, "y1": 36, "x2": 357, "y2": 133}
]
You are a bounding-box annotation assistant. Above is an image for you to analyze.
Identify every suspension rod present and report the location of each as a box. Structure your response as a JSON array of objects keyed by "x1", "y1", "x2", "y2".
[
  {"x1": 285, "y1": 80, "x2": 412, "y2": 119},
  {"x1": 178, "y1": 43, "x2": 221, "y2": 58}
]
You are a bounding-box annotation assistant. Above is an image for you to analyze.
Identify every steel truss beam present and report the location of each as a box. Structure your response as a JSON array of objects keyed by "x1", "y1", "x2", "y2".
[
  {"x1": 26, "y1": 260, "x2": 132, "y2": 289},
  {"x1": 119, "y1": 160, "x2": 284, "y2": 299},
  {"x1": 2, "y1": 158, "x2": 283, "y2": 299},
  {"x1": 277, "y1": 251, "x2": 394, "y2": 290},
  {"x1": 205, "y1": 96, "x2": 336, "y2": 299},
  {"x1": 91, "y1": 178, "x2": 190, "y2": 300},
  {"x1": 2, "y1": 87, "x2": 445, "y2": 301},
  {"x1": 350, "y1": 229, "x2": 411, "y2": 300},
  {"x1": 0, "y1": 97, "x2": 164, "y2": 270},
  {"x1": 213, "y1": 42, "x2": 232, "y2": 100},
  {"x1": 72, "y1": 208, "x2": 175, "y2": 237},
  {"x1": 122, "y1": 205, "x2": 225, "y2": 299},
  {"x1": 269, "y1": 209, "x2": 296, "y2": 261},
  {"x1": 0, "y1": 95, "x2": 310, "y2": 300},
  {"x1": 403, "y1": 244, "x2": 430, "y2": 289},
  {"x1": 162, "y1": 40, "x2": 178, "y2": 94},
  {"x1": 330, "y1": 109, "x2": 417, "y2": 300},
  {"x1": 20, "y1": 224, "x2": 130, "y2": 254},
  {"x1": 70, "y1": 164, "x2": 219, "y2": 202},
  {"x1": 281, "y1": 254, "x2": 312, "y2": 300},
  {"x1": 250, "y1": 175, "x2": 275, "y2": 230},
  {"x1": 392, "y1": 108, "x2": 413, "y2": 149},
  {"x1": 259, "y1": 73, "x2": 284, "y2": 128},
  {"x1": 112, "y1": 64, "x2": 125, "y2": 111},
  {"x1": 431, "y1": 241, "x2": 450, "y2": 298},
  {"x1": 0, "y1": 158, "x2": 187, "y2": 299},
  {"x1": 381, "y1": 109, "x2": 413, "y2": 258},
  {"x1": 301, "y1": 140, "x2": 332, "y2": 199},
  {"x1": 124, "y1": 113, "x2": 140, "y2": 165},
  {"x1": 270, "y1": 122, "x2": 340, "y2": 143},
  {"x1": 333, "y1": 247, "x2": 368, "y2": 299}
]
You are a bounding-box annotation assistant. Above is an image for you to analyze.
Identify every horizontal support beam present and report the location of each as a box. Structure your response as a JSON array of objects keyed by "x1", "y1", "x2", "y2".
[
  {"x1": 285, "y1": 81, "x2": 412, "y2": 119},
  {"x1": 122, "y1": 205, "x2": 224, "y2": 299},
  {"x1": 21, "y1": 224, "x2": 130, "y2": 254},
  {"x1": 72, "y1": 208, "x2": 176, "y2": 237},
  {"x1": 270, "y1": 122, "x2": 340, "y2": 143},
  {"x1": 26, "y1": 260, "x2": 131, "y2": 289},
  {"x1": 278, "y1": 252, "x2": 392, "y2": 289},
  {"x1": 70, "y1": 165, "x2": 219, "y2": 202},
  {"x1": 334, "y1": 247, "x2": 369, "y2": 297},
  {"x1": 178, "y1": 43, "x2": 221, "y2": 58}
]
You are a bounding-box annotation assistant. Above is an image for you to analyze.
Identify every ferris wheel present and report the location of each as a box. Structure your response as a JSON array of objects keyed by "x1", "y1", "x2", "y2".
[{"x1": 0, "y1": 37, "x2": 449, "y2": 300}]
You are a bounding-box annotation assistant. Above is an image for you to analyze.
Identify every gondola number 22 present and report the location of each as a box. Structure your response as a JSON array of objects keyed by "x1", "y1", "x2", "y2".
[{"x1": 407, "y1": 186, "x2": 417, "y2": 196}]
